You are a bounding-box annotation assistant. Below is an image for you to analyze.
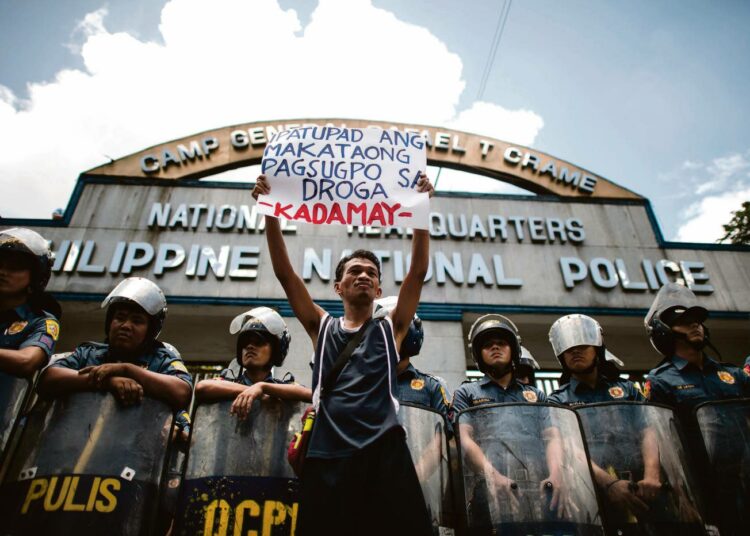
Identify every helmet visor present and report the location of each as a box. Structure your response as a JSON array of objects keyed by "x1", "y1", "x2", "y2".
[
  {"x1": 549, "y1": 315, "x2": 602, "y2": 357},
  {"x1": 101, "y1": 278, "x2": 166, "y2": 316},
  {"x1": 645, "y1": 283, "x2": 707, "y2": 328},
  {"x1": 230, "y1": 306, "x2": 286, "y2": 337}
]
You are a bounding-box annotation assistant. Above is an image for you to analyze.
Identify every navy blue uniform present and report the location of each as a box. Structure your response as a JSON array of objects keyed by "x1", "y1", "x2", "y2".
[
  {"x1": 548, "y1": 377, "x2": 643, "y2": 407},
  {"x1": 395, "y1": 363, "x2": 451, "y2": 416},
  {"x1": 450, "y1": 375, "x2": 546, "y2": 420},
  {"x1": 219, "y1": 367, "x2": 294, "y2": 386},
  {"x1": 1, "y1": 303, "x2": 59, "y2": 362},
  {"x1": 645, "y1": 354, "x2": 750, "y2": 418},
  {"x1": 50, "y1": 340, "x2": 193, "y2": 389}
]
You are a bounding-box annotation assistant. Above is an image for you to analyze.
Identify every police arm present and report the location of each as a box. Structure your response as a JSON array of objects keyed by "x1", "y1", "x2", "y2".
[
  {"x1": 390, "y1": 174, "x2": 433, "y2": 348},
  {"x1": 38, "y1": 365, "x2": 144, "y2": 406},
  {"x1": 0, "y1": 346, "x2": 46, "y2": 378},
  {"x1": 542, "y1": 425, "x2": 580, "y2": 519},
  {"x1": 636, "y1": 426, "x2": 661, "y2": 501},
  {"x1": 458, "y1": 421, "x2": 520, "y2": 510},
  {"x1": 79, "y1": 363, "x2": 191, "y2": 410},
  {"x1": 196, "y1": 378, "x2": 311, "y2": 409},
  {"x1": 252, "y1": 175, "x2": 325, "y2": 344}
]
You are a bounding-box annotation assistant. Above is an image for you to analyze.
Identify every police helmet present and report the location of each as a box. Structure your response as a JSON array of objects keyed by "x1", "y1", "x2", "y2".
[
  {"x1": 374, "y1": 296, "x2": 424, "y2": 358},
  {"x1": 0, "y1": 227, "x2": 53, "y2": 294},
  {"x1": 229, "y1": 307, "x2": 291, "y2": 367},
  {"x1": 548, "y1": 314, "x2": 606, "y2": 370},
  {"x1": 518, "y1": 346, "x2": 541, "y2": 372},
  {"x1": 468, "y1": 314, "x2": 522, "y2": 372},
  {"x1": 645, "y1": 283, "x2": 709, "y2": 356},
  {"x1": 101, "y1": 277, "x2": 168, "y2": 340}
]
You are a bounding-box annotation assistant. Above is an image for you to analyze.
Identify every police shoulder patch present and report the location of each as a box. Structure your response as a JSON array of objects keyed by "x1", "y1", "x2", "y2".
[
  {"x1": 6, "y1": 321, "x2": 28, "y2": 335},
  {"x1": 170, "y1": 360, "x2": 189, "y2": 373},
  {"x1": 410, "y1": 378, "x2": 425, "y2": 390},
  {"x1": 522, "y1": 390, "x2": 538, "y2": 403},
  {"x1": 744, "y1": 365, "x2": 750, "y2": 377},
  {"x1": 718, "y1": 370, "x2": 735, "y2": 385},
  {"x1": 45, "y1": 319, "x2": 60, "y2": 341},
  {"x1": 608, "y1": 386, "x2": 625, "y2": 399},
  {"x1": 642, "y1": 380, "x2": 651, "y2": 399}
]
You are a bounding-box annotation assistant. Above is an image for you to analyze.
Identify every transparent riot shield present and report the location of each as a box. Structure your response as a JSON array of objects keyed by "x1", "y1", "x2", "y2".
[
  {"x1": 455, "y1": 403, "x2": 604, "y2": 536},
  {"x1": 0, "y1": 391, "x2": 173, "y2": 536},
  {"x1": 398, "y1": 402, "x2": 454, "y2": 535},
  {"x1": 0, "y1": 371, "x2": 30, "y2": 463},
  {"x1": 576, "y1": 402, "x2": 705, "y2": 535},
  {"x1": 175, "y1": 398, "x2": 306, "y2": 536},
  {"x1": 695, "y1": 398, "x2": 750, "y2": 535}
]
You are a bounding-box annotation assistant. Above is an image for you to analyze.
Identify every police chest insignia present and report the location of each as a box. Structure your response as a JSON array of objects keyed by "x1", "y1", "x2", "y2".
[
  {"x1": 410, "y1": 379, "x2": 425, "y2": 391},
  {"x1": 522, "y1": 391, "x2": 538, "y2": 403},
  {"x1": 45, "y1": 319, "x2": 60, "y2": 341},
  {"x1": 5, "y1": 321, "x2": 27, "y2": 335},
  {"x1": 718, "y1": 371, "x2": 735, "y2": 385},
  {"x1": 472, "y1": 398, "x2": 491, "y2": 405},
  {"x1": 608, "y1": 386, "x2": 625, "y2": 399}
]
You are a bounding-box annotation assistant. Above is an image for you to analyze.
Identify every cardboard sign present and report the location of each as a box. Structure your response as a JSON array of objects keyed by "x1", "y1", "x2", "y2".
[{"x1": 257, "y1": 126, "x2": 429, "y2": 229}]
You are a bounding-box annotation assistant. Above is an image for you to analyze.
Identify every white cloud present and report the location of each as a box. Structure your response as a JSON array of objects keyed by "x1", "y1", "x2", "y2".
[
  {"x1": 0, "y1": 0, "x2": 545, "y2": 218},
  {"x1": 675, "y1": 187, "x2": 750, "y2": 242}
]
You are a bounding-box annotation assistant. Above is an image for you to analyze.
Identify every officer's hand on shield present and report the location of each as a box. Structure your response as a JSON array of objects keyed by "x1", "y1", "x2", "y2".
[
  {"x1": 105, "y1": 376, "x2": 144, "y2": 406},
  {"x1": 488, "y1": 468, "x2": 520, "y2": 512},
  {"x1": 606, "y1": 479, "x2": 648, "y2": 516},
  {"x1": 252, "y1": 175, "x2": 270, "y2": 200},
  {"x1": 542, "y1": 474, "x2": 579, "y2": 520},
  {"x1": 80, "y1": 363, "x2": 127, "y2": 389},
  {"x1": 230, "y1": 383, "x2": 266, "y2": 420},
  {"x1": 635, "y1": 475, "x2": 661, "y2": 503}
]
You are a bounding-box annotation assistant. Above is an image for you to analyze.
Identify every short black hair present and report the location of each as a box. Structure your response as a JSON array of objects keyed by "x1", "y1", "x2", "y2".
[{"x1": 335, "y1": 250, "x2": 382, "y2": 282}]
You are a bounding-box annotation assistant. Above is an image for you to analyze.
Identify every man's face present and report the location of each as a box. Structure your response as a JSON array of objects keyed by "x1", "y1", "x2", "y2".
[
  {"x1": 109, "y1": 304, "x2": 149, "y2": 352},
  {"x1": 671, "y1": 319, "x2": 705, "y2": 346},
  {"x1": 334, "y1": 257, "x2": 382, "y2": 304},
  {"x1": 562, "y1": 345, "x2": 597, "y2": 373},
  {"x1": 479, "y1": 334, "x2": 513, "y2": 369},
  {"x1": 240, "y1": 331, "x2": 273, "y2": 370},
  {"x1": 0, "y1": 251, "x2": 32, "y2": 297}
]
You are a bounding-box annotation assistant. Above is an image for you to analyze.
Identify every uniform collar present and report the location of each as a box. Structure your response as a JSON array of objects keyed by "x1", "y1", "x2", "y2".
[
  {"x1": 399, "y1": 363, "x2": 419, "y2": 379},
  {"x1": 242, "y1": 371, "x2": 274, "y2": 384},
  {"x1": 480, "y1": 374, "x2": 520, "y2": 391},
  {"x1": 672, "y1": 353, "x2": 717, "y2": 371},
  {"x1": 8, "y1": 302, "x2": 35, "y2": 321},
  {"x1": 569, "y1": 375, "x2": 604, "y2": 393}
]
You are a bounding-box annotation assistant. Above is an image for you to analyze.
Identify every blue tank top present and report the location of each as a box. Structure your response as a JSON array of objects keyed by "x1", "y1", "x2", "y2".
[{"x1": 308, "y1": 314, "x2": 401, "y2": 458}]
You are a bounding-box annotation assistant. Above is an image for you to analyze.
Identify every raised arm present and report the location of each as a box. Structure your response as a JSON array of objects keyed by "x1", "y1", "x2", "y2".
[
  {"x1": 391, "y1": 173, "x2": 433, "y2": 347},
  {"x1": 253, "y1": 175, "x2": 324, "y2": 344}
]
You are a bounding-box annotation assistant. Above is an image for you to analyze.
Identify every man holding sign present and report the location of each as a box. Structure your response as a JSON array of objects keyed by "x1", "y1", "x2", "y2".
[{"x1": 252, "y1": 126, "x2": 433, "y2": 535}]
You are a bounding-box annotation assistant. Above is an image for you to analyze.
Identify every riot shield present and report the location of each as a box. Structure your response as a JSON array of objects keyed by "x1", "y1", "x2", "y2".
[
  {"x1": 455, "y1": 403, "x2": 603, "y2": 536},
  {"x1": 694, "y1": 398, "x2": 750, "y2": 535},
  {"x1": 398, "y1": 402, "x2": 454, "y2": 535},
  {"x1": 576, "y1": 402, "x2": 705, "y2": 535},
  {"x1": 0, "y1": 391, "x2": 173, "y2": 535},
  {"x1": 175, "y1": 398, "x2": 306, "y2": 536},
  {"x1": 0, "y1": 372, "x2": 30, "y2": 464}
]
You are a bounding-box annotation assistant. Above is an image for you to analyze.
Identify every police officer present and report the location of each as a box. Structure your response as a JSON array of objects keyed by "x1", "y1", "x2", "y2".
[
  {"x1": 644, "y1": 283, "x2": 750, "y2": 534},
  {"x1": 546, "y1": 314, "x2": 661, "y2": 516},
  {"x1": 515, "y1": 346, "x2": 540, "y2": 386},
  {"x1": 0, "y1": 228, "x2": 60, "y2": 378},
  {"x1": 547, "y1": 314, "x2": 642, "y2": 406},
  {"x1": 644, "y1": 282, "x2": 750, "y2": 418},
  {"x1": 195, "y1": 306, "x2": 311, "y2": 417},
  {"x1": 38, "y1": 277, "x2": 192, "y2": 411},
  {"x1": 374, "y1": 297, "x2": 451, "y2": 418},
  {"x1": 451, "y1": 315, "x2": 575, "y2": 517}
]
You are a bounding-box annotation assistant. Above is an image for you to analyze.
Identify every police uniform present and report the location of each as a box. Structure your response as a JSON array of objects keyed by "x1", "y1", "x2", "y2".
[
  {"x1": 218, "y1": 367, "x2": 295, "y2": 386},
  {"x1": 1, "y1": 303, "x2": 59, "y2": 363},
  {"x1": 450, "y1": 375, "x2": 546, "y2": 418},
  {"x1": 395, "y1": 363, "x2": 451, "y2": 415},
  {"x1": 645, "y1": 354, "x2": 750, "y2": 417},
  {"x1": 743, "y1": 355, "x2": 750, "y2": 377},
  {"x1": 547, "y1": 377, "x2": 643, "y2": 407},
  {"x1": 50, "y1": 341, "x2": 193, "y2": 389}
]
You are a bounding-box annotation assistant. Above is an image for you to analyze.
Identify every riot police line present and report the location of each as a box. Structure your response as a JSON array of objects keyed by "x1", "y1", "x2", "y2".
[{"x1": 2, "y1": 226, "x2": 750, "y2": 535}]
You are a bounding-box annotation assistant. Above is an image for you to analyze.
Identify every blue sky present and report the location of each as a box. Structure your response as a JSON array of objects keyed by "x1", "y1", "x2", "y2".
[{"x1": 1, "y1": 0, "x2": 749, "y2": 241}]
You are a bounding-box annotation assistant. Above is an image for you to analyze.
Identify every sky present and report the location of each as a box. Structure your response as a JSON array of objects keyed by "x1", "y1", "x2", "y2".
[{"x1": 1, "y1": 0, "x2": 749, "y2": 242}]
